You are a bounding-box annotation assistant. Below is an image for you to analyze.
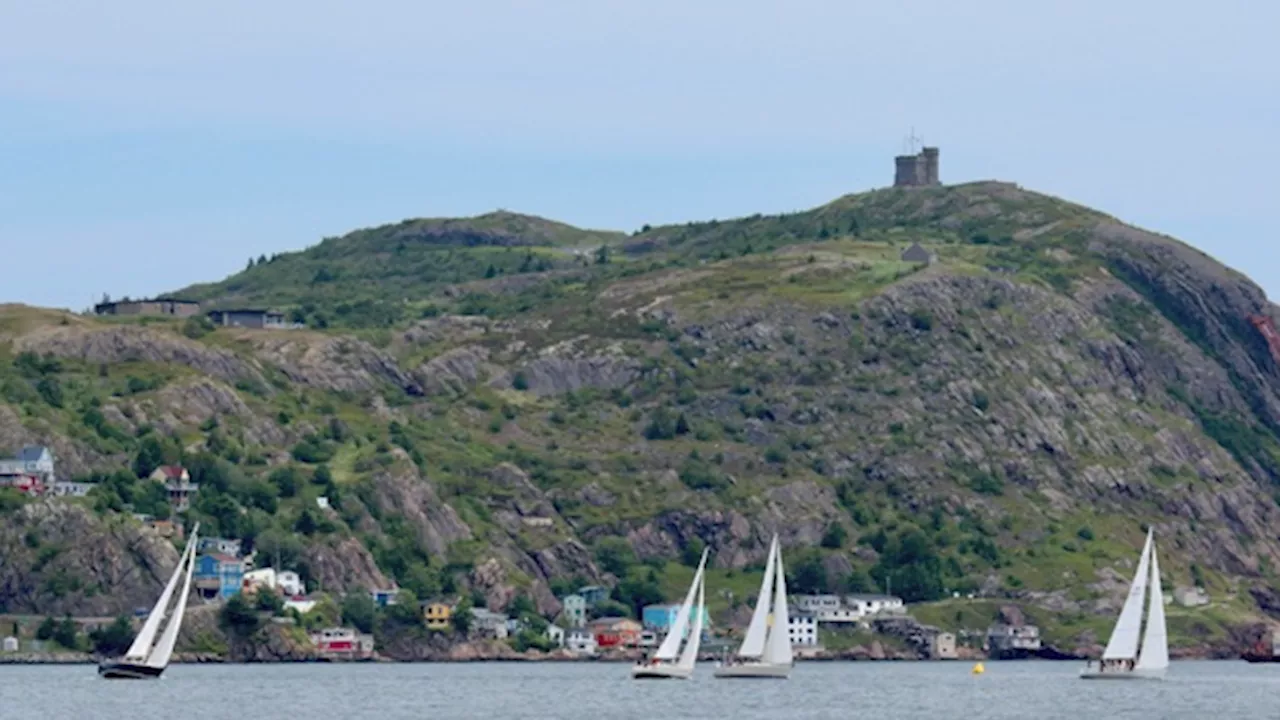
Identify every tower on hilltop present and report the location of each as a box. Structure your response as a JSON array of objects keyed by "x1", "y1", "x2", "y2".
[{"x1": 893, "y1": 131, "x2": 940, "y2": 187}]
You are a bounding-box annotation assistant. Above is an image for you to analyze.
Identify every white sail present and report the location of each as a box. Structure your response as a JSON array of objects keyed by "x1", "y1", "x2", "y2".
[
  {"x1": 762, "y1": 540, "x2": 793, "y2": 666},
  {"x1": 737, "y1": 535, "x2": 777, "y2": 658},
  {"x1": 676, "y1": 571, "x2": 705, "y2": 670},
  {"x1": 1102, "y1": 529, "x2": 1153, "y2": 660},
  {"x1": 1136, "y1": 541, "x2": 1169, "y2": 671},
  {"x1": 146, "y1": 530, "x2": 198, "y2": 669},
  {"x1": 123, "y1": 537, "x2": 193, "y2": 662},
  {"x1": 654, "y1": 547, "x2": 707, "y2": 661}
]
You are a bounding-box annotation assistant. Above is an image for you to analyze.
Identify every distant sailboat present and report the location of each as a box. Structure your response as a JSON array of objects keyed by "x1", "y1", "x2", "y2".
[
  {"x1": 715, "y1": 534, "x2": 793, "y2": 679},
  {"x1": 1081, "y1": 528, "x2": 1168, "y2": 680},
  {"x1": 632, "y1": 547, "x2": 708, "y2": 680},
  {"x1": 99, "y1": 524, "x2": 199, "y2": 679}
]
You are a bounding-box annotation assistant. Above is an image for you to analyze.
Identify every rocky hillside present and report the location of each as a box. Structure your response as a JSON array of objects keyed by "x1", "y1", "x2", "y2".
[{"x1": 5, "y1": 180, "x2": 1280, "y2": 650}]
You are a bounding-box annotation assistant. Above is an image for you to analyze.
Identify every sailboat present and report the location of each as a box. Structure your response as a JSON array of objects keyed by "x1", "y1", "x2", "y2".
[
  {"x1": 1080, "y1": 527, "x2": 1168, "y2": 680},
  {"x1": 99, "y1": 524, "x2": 200, "y2": 679},
  {"x1": 632, "y1": 547, "x2": 708, "y2": 680},
  {"x1": 714, "y1": 534, "x2": 793, "y2": 679}
]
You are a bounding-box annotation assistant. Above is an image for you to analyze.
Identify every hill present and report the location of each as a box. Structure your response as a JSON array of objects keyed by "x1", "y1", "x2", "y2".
[{"x1": 5, "y1": 180, "x2": 1280, "y2": 656}]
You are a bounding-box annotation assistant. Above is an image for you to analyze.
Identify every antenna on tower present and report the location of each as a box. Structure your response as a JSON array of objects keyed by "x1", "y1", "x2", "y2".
[{"x1": 904, "y1": 127, "x2": 923, "y2": 155}]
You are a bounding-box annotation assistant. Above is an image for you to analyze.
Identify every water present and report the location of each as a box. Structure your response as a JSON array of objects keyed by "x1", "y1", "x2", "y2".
[{"x1": 2, "y1": 661, "x2": 1276, "y2": 719}]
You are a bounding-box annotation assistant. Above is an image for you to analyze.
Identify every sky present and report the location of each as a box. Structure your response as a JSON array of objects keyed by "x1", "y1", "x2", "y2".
[{"x1": 1, "y1": 0, "x2": 1276, "y2": 310}]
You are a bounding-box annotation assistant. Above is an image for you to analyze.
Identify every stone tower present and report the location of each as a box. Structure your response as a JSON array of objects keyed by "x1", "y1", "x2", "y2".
[{"x1": 893, "y1": 146, "x2": 941, "y2": 187}]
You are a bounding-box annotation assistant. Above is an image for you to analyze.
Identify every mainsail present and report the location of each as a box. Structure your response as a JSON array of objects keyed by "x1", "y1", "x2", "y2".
[
  {"x1": 676, "y1": 571, "x2": 705, "y2": 670},
  {"x1": 146, "y1": 534, "x2": 198, "y2": 669},
  {"x1": 761, "y1": 540, "x2": 793, "y2": 666},
  {"x1": 737, "y1": 535, "x2": 777, "y2": 659},
  {"x1": 123, "y1": 537, "x2": 193, "y2": 662},
  {"x1": 654, "y1": 547, "x2": 708, "y2": 662},
  {"x1": 1135, "y1": 541, "x2": 1169, "y2": 671},
  {"x1": 1102, "y1": 529, "x2": 1153, "y2": 660}
]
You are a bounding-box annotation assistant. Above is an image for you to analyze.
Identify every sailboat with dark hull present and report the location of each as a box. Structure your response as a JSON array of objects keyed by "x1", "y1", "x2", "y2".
[{"x1": 99, "y1": 524, "x2": 199, "y2": 680}]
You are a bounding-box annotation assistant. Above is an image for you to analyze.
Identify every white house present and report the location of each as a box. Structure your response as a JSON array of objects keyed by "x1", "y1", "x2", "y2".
[
  {"x1": 50, "y1": 480, "x2": 94, "y2": 498},
  {"x1": 792, "y1": 594, "x2": 905, "y2": 623},
  {"x1": 285, "y1": 597, "x2": 318, "y2": 615},
  {"x1": 545, "y1": 624, "x2": 565, "y2": 648},
  {"x1": 845, "y1": 594, "x2": 905, "y2": 617},
  {"x1": 197, "y1": 536, "x2": 242, "y2": 557},
  {"x1": 794, "y1": 595, "x2": 860, "y2": 623},
  {"x1": 2, "y1": 636, "x2": 18, "y2": 653},
  {"x1": 566, "y1": 628, "x2": 597, "y2": 656},
  {"x1": 471, "y1": 609, "x2": 510, "y2": 639},
  {"x1": 788, "y1": 611, "x2": 819, "y2": 647}
]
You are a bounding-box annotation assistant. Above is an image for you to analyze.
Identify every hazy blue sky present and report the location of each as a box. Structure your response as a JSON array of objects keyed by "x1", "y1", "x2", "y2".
[{"x1": 2, "y1": 0, "x2": 1276, "y2": 309}]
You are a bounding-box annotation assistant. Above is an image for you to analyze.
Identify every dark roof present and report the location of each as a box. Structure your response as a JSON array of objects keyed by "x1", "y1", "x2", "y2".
[
  {"x1": 17, "y1": 446, "x2": 49, "y2": 462},
  {"x1": 208, "y1": 308, "x2": 281, "y2": 315}
]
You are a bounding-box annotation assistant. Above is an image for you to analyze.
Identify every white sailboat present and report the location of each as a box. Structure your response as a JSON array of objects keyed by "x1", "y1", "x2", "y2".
[
  {"x1": 715, "y1": 534, "x2": 793, "y2": 679},
  {"x1": 1081, "y1": 528, "x2": 1168, "y2": 680},
  {"x1": 632, "y1": 547, "x2": 708, "y2": 680},
  {"x1": 99, "y1": 524, "x2": 200, "y2": 679}
]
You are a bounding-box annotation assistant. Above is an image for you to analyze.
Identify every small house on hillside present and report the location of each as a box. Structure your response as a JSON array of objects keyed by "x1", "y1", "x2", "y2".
[
  {"x1": 561, "y1": 594, "x2": 587, "y2": 627},
  {"x1": 589, "y1": 617, "x2": 642, "y2": 648},
  {"x1": 900, "y1": 243, "x2": 936, "y2": 265},
  {"x1": 0, "y1": 446, "x2": 56, "y2": 496},
  {"x1": 929, "y1": 631, "x2": 958, "y2": 659},
  {"x1": 642, "y1": 604, "x2": 709, "y2": 636},
  {"x1": 471, "y1": 609, "x2": 510, "y2": 639},
  {"x1": 94, "y1": 298, "x2": 201, "y2": 318},
  {"x1": 423, "y1": 602, "x2": 452, "y2": 630},
  {"x1": 566, "y1": 628, "x2": 597, "y2": 656},
  {"x1": 207, "y1": 309, "x2": 288, "y2": 330},
  {"x1": 194, "y1": 553, "x2": 247, "y2": 600},
  {"x1": 577, "y1": 585, "x2": 609, "y2": 606},
  {"x1": 151, "y1": 466, "x2": 198, "y2": 512}
]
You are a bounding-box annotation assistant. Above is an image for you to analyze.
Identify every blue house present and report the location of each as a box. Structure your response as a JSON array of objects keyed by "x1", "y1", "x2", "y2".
[
  {"x1": 577, "y1": 585, "x2": 610, "y2": 606},
  {"x1": 371, "y1": 588, "x2": 399, "y2": 608},
  {"x1": 642, "y1": 603, "x2": 710, "y2": 635},
  {"x1": 194, "y1": 553, "x2": 246, "y2": 600}
]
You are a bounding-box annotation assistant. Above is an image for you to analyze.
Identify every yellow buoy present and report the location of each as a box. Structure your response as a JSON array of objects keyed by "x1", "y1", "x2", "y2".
[{"x1": 971, "y1": 662, "x2": 985, "y2": 675}]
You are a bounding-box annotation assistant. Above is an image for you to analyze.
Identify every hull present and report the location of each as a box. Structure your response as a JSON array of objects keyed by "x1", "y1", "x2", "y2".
[
  {"x1": 713, "y1": 662, "x2": 791, "y2": 679},
  {"x1": 631, "y1": 663, "x2": 693, "y2": 680},
  {"x1": 1242, "y1": 653, "x2": 1280, "y2": 663},
  {"x1": 99, "y1": 661, "x2": 164, "y2": 680},
  {"x1": 1079, "y1": 667, "x2": 1165, "y2": 681}
]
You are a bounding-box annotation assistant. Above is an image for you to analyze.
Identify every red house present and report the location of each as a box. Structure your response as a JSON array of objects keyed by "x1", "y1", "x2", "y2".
[{"x1": 589, "y1": 617, "x2": 643, "y2": 648}]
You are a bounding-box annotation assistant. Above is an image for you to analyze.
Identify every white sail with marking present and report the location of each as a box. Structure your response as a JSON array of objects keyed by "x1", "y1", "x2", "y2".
[
  {"x1": 146, "y1": 534, "x2": 197, "y2": 669},
  {"x1": 676, "y1": 571, "x2": 705, "y2": 670},
  {"x1": 737, "y1": 535, "x2": 777, "y2": 659},
  {"x1": 123, "y1": 538, "x2": 192, "y2": 662},
  {"x1": 1102, "y1": 529, "x2": 1152, "y2": 660},
  {"x1": 654, "y1": 548, "x2": 707, "y2": 662},
  {"x1": 1135, "y1": 542, "x2": 1168, "y2": 671},
  {"x1": 762, "y1": 540, "x2": 793, "y2": 666}
]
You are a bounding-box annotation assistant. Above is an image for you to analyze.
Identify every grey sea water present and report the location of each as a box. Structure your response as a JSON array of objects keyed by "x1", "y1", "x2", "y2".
[{"x1": 1, "y1": 660, "x2": 1273, "y2": 719}]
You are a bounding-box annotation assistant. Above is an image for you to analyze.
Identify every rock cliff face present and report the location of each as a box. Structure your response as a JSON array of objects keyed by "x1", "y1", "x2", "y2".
[
  {"x1": 5, "y1": 182, "x2": 1280, "y2": 651},
  {"x1": 0, "y1": 502, "x2": 178, "y2": 616}
]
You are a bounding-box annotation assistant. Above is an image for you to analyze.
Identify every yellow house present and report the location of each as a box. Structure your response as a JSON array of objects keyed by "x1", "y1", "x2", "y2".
[{"x1": 424, "y1": 602, "x2": 452, "y2": 630}]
